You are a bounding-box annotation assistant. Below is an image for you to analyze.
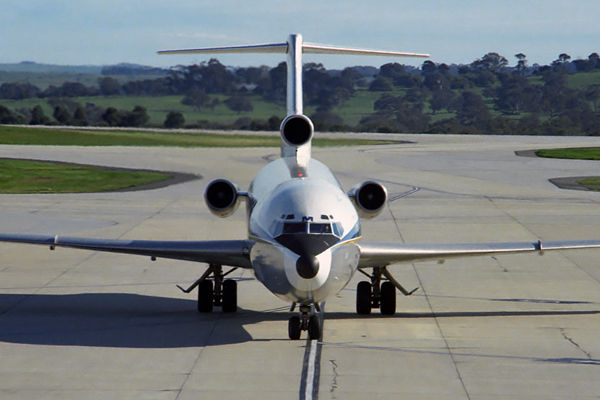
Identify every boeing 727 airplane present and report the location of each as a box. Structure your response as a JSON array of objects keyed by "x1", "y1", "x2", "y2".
[{"x1": 2, "y1": 34, "x2": 600, "y2": 340}]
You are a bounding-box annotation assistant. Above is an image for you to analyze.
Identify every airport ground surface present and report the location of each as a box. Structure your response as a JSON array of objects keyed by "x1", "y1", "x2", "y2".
[{"x1": 2, "y1": 134, "x2": 600, "y2": 399}]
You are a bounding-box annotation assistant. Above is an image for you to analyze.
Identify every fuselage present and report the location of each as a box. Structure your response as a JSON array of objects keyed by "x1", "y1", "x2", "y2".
[{"x1": 247, "y1": 156, "x2": 361, "y2": 305}]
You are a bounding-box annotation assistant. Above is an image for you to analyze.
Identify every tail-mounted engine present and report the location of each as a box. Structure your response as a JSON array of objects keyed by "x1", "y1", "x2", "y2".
[
  {"x1": 348, "y1": 181, "x2": 388, "y2": 219},
  {"x1": 204, "y1": 179, "x2": 243, "y2": 218},
  {"x1": 281, "y1": 114, "x2": 313, "y2": 147},
  {"x1": 280, "y1": 115, "x2": 314, "y2": 161}
]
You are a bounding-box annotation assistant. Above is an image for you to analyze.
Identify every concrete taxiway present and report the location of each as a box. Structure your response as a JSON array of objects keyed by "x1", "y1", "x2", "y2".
[{"x1": 1, "y1": 134, "x2": 600, "y2": 399}]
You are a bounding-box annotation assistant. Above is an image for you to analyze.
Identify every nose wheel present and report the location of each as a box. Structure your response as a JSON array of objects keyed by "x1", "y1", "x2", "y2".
[{"x1": 288, "y1": 304, "x2": 321, "y2": 340}]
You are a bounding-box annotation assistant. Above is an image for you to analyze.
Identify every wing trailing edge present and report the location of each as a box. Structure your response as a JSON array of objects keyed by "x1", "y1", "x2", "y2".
[{"x1": 357, "y1": 240, "x2": 600, "y2": 268}]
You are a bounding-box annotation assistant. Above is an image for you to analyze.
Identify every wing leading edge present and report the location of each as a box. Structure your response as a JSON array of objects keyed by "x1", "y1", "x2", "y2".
[
  {"x1": 0, "y1": 233, "x2": 254, "y2": 269},
  {"x1": 357, "y1": 240, "x2": 600, "y2": 269}
]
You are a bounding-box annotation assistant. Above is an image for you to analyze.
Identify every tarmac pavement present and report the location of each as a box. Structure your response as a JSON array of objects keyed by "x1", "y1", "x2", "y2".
[{"x1": 1, "y1": 134, "x2": 600, "y2": 399}]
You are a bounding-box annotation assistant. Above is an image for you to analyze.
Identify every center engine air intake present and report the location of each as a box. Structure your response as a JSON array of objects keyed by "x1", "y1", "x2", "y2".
[
  {"x1": 348, "y1": 181, "x2": 388, "y2": 219},
  {"x1": 281, "y1": 115, "x2": 314, "y2": 147},
  {"x1": 204, "y1": 179, "x2": 241, "y2": 218}
]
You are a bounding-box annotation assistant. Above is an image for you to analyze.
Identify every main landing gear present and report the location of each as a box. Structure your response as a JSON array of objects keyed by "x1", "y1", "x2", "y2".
[
  {"x1": 288, "y1": 303, "x2": 322, "y2": 340},
  {"x1": 177, "y1": 264, "x2": 238, "y2": 313},
  {"x1": 356, "y1": 266, "x2": 418, "y2": 315}
]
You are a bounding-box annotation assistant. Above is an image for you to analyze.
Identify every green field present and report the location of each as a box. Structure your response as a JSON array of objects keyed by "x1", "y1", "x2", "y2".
[{"x1": 0, "y1": 158, "x2": 169, "y2": 194}]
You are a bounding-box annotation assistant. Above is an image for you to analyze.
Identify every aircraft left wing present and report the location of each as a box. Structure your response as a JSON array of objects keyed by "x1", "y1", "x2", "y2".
[
  {"x1": 0, "y1": 234, "x2": 254, "y2": 268},
  {"x1": 357, "y1": 240, "x2": 600, "y2": 268}
]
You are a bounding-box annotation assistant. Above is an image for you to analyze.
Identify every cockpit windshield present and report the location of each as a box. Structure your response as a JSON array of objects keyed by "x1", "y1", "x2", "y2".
[{"x1": 271, "y1": 217, "x2": 343, "y2": 238}]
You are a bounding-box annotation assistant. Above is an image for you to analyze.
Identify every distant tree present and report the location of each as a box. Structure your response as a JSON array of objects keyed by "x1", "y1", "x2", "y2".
[
  {"x1": 552, "y1": 53, "x2": 572, "y2": 72},
  {"x1": 0, "y1": 105, "x2": 19, "y2": 124},
  {"x1": 421, "y1": 60, "x2": 437, "y2": 75},
  {"x1": 181, "y1": 88, "x2": 210, "y2": 111},
  {"x1": 422, "y1": 72, "x2": 451, "y2": 91},
  {"x1": 42, "y1": 82, "x2": 98, "y2": 98},
  {"x1": 265, "y1": 62, "x2": 287, "y2": 103},
  {"x1": 515, "y1": 53, "x2": 527, "y2": 76},
  {"x1": 268, "y1": 115, "x2": 282, "y2": 131},
  {"x1": 470, "y1": 52, "x2": 508, "y2": 72},
  {"x1": 29, "y1": 105, "x2": 51, "y2": 125},
  {"x1": 437, "y1": 63, "x2": 450, "y2": 75},
  {"x1": 0, "y1": 82, "x2": 40, "y2": 99},
  {"x1": 224, "y1": 96, "x2": 253, "y2": 113},
  {"x1": 121, "y1": 106, "x2": 150, "y2": 127},
  {"x1": 589, "y1": 53, "x2": 600, "y2": 69},
  {"x1": 164, "y1": 111, "x2": 185, "y2": 129},
  {"x1": 98, "y1": 77, "x2": 121, "y2": 95},
  {"x1": 369, "y1": 75, "x2": 393, "y2": 91},
  {"x1": 102, "y1": 107, "x2": 121, "y2": 127},
  {"x1": 585, "y1": 85, "x2": 600, "y2": 113},
  {"x1": 310, "y1": 110, "x2": 346, "y2": 131},
  {"x1": 453, "y1": 91, "x2": 491, "y2": 128},
  {"x1": 374, "y1": 93, "x2": 403, "y2": 111},
  {"x1": 429, "y1": 88, "x2": 456, "y2": 114},
  {"x1": 53, "y1": 106, "x2": 73, "y2": 125},
  {"x1": 72, "y1": 106, "x2": 88, "y2": 126}
]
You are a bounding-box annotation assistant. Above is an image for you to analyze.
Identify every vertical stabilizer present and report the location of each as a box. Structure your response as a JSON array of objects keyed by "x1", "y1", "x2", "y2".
[{"x1": 286, "y1": 34, "x2": 303, "y2": 116}]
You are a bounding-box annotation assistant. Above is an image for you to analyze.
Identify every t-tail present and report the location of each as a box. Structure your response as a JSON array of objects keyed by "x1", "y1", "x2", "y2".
[{"x1": 159, "y1": 34, "x2": 429, "y2": 163}]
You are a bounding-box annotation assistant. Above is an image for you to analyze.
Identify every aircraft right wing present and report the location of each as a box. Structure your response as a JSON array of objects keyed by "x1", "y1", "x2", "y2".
[
  {"x1": 0, "y1": 233, "x2": 254, "y2": 269},
  {"x1": 357, "y1": 240, "x2": 600, "y2": 269}
]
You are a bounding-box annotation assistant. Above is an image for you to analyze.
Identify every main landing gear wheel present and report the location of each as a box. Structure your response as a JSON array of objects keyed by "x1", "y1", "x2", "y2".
[
  {"x1": 193, "y1": 264, "x2": 239, "y2": 314},
  {"x1": 198, "y1": 280, "x2": 214, "y2": 313},
  {"x1": 288, "y1": 304, "x2": 322, "y2": 340},
  {"x1": 356, "y1": 266, "x2": 411, "y2": 316},
  {"x1": 380, "y1": 281, "x2": 396, "y2": 315},
  {"x1": 222, "y1": 279, "x2": 237, "y2": 313},
  {"x1": 356, "y1": 281, "x2": 372, "y2": 315}
]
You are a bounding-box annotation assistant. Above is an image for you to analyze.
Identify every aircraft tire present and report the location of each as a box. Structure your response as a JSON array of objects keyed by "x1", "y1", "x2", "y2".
[
  {"x1": 222, "y1": 279, "x2": 237, "y2": 313},
  {"x1": 380, "y1": 281, "x2": 396, "y2": 315},
  {"x1": 356, "y1": 281, "x2": 372, "y2": 315},
  {"x1": 288, "y1": 316, "x2": 301, "y2": 340},
  {"x1": 308, "y1": 315, "x2": 321, "y2": 340},
  {"x1": 198, "y1": 280, "x2": 214, "y2": 313}
]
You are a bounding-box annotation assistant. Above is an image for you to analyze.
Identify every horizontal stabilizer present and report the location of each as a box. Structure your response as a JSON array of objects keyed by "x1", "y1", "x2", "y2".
[
  {"x1": 302, "y1": 43, "x2": 429, "y2": 58},
  {"x1": 158, "y1": 41, "x2": 429, "y2": 58},
  {"x1": 158, "y1": 43, "x2": 288, "y2": 55}
]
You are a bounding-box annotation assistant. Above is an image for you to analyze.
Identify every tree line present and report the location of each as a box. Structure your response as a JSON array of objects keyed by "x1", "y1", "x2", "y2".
[{"x1": 2, "y1": 51, "x2": 600, "y2": 134}]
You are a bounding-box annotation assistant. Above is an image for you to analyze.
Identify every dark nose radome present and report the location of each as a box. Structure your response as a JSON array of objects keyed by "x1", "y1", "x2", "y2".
[{"x1": 296, "y1": 255, "x2": 320, "y2": 279}]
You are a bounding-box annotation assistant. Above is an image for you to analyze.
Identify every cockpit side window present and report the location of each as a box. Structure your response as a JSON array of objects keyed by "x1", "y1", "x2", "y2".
[{"x1": 309, "y1": 223, "x2": 332, "y2": 234}]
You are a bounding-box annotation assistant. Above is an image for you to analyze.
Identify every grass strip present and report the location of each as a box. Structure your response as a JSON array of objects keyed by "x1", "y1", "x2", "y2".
[
  {"x1": 536, "y1": 148, "x2": 600, "y2": 161},
  {"x1": 0, "y1": 158, "x2": 170, "y2": 194}
]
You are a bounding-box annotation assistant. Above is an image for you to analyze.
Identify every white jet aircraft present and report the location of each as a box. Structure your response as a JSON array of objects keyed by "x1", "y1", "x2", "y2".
[{"x1": 2, "y1": 34, "x2": 600, "y2": 340}]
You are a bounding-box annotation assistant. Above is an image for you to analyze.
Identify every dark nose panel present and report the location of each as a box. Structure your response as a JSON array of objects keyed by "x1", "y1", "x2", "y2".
[{"x1": 296, "y1": 255, "x2": 320, "y2": 279}]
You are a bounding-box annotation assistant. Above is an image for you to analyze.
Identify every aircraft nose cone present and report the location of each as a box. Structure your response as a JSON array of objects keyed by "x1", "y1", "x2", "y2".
[{"x1": 296, "y1": 255, "x2": 320, "y2": 279}]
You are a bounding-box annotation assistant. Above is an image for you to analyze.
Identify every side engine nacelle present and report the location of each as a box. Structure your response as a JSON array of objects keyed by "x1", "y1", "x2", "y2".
[
  {"x1": 204, "y1": 179, "x2": 242, "y2": 218},
  {"x1": 348, "y1": 181, "x2": 388, "y2": 219}
]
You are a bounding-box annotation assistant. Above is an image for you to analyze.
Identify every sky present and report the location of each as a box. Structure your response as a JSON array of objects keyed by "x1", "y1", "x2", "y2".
[{"x1": 2, "y1": 0, "x2": 599, "y2": 70}]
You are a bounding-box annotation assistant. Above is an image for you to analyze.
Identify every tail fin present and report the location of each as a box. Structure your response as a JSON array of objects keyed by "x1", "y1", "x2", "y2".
[{"x1": 159, "y1": 34, "x2": 429, "y2": 161}]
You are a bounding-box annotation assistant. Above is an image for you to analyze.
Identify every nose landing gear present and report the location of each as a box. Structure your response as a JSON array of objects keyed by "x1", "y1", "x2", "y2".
[{"x1": 288, "y1": 303, "x2": 322, "y2": 340}]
